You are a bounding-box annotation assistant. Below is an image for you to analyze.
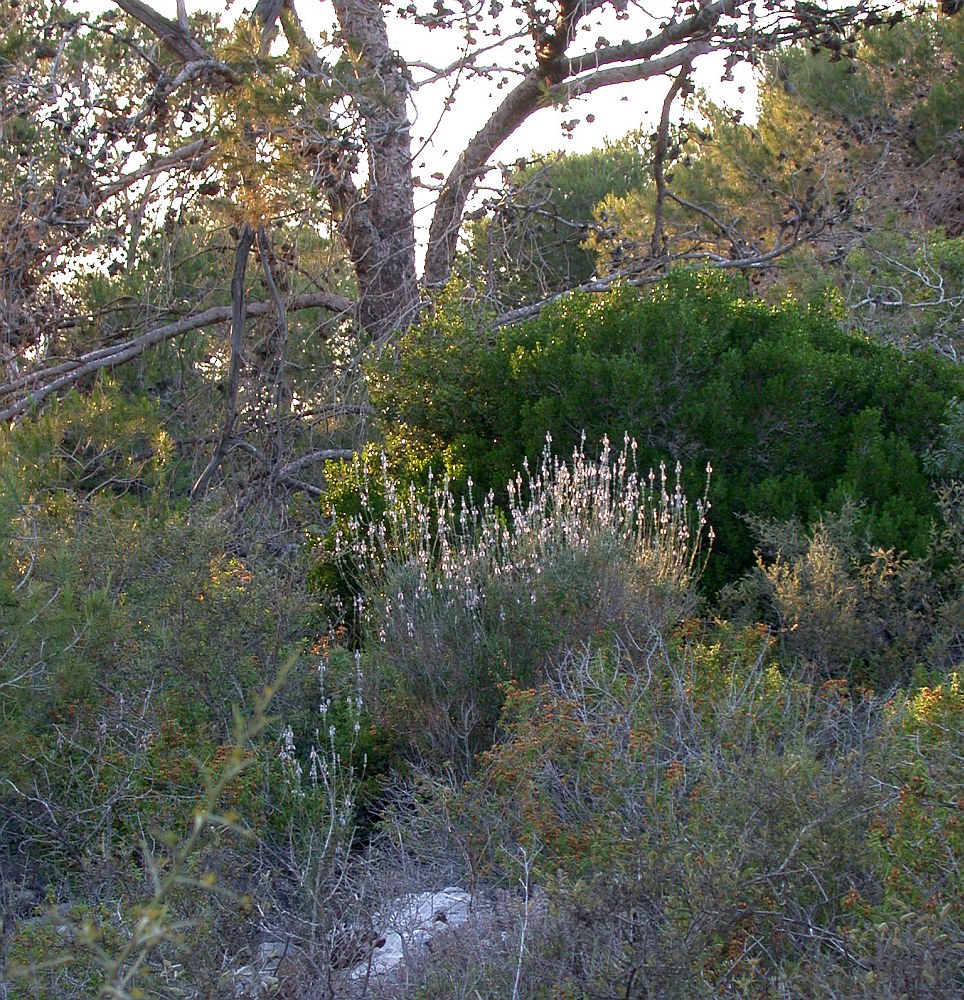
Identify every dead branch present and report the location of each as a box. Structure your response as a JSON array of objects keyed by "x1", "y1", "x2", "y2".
[
  {"x1": 651, "y1": 60, "x2": 694, "y2": 260},
  {"x1": 192, "y1": 224, "x2": 255, "y2": 500},
  {"x1": 0, "y1": 292, "x2": 355, "y2": 423},
  {"x1": 257, "y1": 224, "x2": 292, "y2": 465},
  {"x1": 490, "y1": 239, "x2": 802, "y2": 328},
  {"x1": 113, "y1": 0, "x2": 215, "y2": 63}
]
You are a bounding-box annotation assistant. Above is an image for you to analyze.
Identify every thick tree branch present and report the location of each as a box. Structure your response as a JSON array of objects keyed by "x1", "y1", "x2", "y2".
[
  {"x1": 564, "y1": 0, "x2": 740, "y2": 77},
  {"x1": 277, "y1": 449, "x2": 355, "y2": 479},
  {"x1": 113, "y1": 0, "x2": 213, "y2": 63},
  {"x1": 0, "y1": 292, "x2": 355, "y2": 423},
  {"x1": 423, "y1": 76, "x2": 548, "y2": 287},
  {"x1": 278, "y1": 1, "x2": 327, "y2": 76},
  {"x1": 552, "y1": 42, "x2": 715, "y2": 100},
  {"x1": 257, "y1": 223, "x2": 293, "y2": 464},
  {"x1": 330, "y1": 0, "x2": 420, "y2": 340},
  {"x1": 423, "y1": 42, "x2": 712, "y2": 287}
]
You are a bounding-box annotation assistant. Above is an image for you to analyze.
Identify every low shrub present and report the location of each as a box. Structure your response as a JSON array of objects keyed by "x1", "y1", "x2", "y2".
[
  {"x1": 326, "y1": 436, "x2": 711, "y2": 771},
  {"x1": 391, "y1": 623, "x2": 963, "y2": 998},
  {"x1": 720, "y1": 487, "x2": 964, "y2": 685}
]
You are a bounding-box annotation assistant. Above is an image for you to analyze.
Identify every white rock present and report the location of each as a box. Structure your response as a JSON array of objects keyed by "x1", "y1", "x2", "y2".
[{"x1": 350, "y1": 886, "x2": 472, "y2": 980}]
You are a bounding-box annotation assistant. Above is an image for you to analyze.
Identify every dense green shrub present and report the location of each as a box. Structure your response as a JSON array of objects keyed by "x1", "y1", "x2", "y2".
[
  {"x1": 0, "y1": 492, "x2": 312, "y2": 738},
  {"x1": 368, "y1": 270, "x2": 962, "y2": 591}
]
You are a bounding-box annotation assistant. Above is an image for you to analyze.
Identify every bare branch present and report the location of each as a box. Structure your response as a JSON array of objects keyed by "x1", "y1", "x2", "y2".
[
  {"x1": 0, "y1": 292, "x2": 355, "y2": 423},
  {"x1": 193, "y1": 224, "x2": 255, "y2": 501},
  {"x1": 408, "y1": 31, "x2": 530, "y2": 89},
  {"x1": 491, "y1": 239, "x2": 801, "y2": 328},
  {"x1": 100, "y1": 137, "x2": 217, "y2": 201},
  {"x1": 277, "y1": 449, "x2": 355, "y2": 478},
  {"x1": 652, "y1": 60, "x2": 694, "y2": 259},
  {"x1": 666, "y1": 191, "x2": 751, "y2": 258},
  {"x1": 113, "y1": 0, "x2": 213, "y2": 63},
  {"x1": 232, "y1": 440, "x2": 354, "y2": 495}
]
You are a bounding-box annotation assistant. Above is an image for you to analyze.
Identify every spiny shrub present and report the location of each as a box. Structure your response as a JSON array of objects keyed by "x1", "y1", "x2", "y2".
[
  {"x1": 720, "y1": 489, "x2": 964, "y2": 685},
  {"x1": 327, "y1": 436, "x2": 711, "y2": 771},
  {"x1": 397, "y1": 626, "x2": 963, "y2": 998}
]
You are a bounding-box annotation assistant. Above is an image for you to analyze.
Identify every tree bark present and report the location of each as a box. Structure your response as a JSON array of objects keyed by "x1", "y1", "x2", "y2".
[{"x1": 330, "y1": 0, "x2": 420, "y2": 341}]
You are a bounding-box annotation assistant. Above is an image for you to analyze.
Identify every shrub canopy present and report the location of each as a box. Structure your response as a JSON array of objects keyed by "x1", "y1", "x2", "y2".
[{"x1": 369, "y1": 271, "x2": 963, "y2": 590}]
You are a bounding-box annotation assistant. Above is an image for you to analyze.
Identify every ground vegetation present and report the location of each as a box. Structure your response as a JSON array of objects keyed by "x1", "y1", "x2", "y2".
[{"x1": 1, "y1": 2, "x2": 962, "y2": 997}]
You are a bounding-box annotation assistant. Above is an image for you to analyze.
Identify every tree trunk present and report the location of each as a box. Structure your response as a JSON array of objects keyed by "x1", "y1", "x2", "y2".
[{"x1": 331, "y1": 0, "x2": 420, "y2": 340}]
